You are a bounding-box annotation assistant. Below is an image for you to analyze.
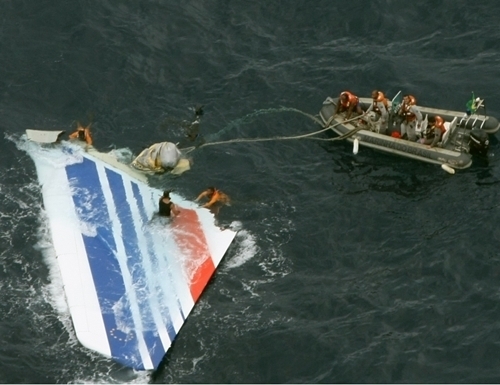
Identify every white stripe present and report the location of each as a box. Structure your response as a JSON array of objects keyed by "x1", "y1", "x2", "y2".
[
  {"x1": 32, "y1": 148, "x2": 110, "y2": 357},
  {"x1": 122, "y1": 179, "x2": 172, "y2": 349},
  {"x1": 135, "y1": 187, "x2": 186, "y2": 331},
  {"x1": 146, "y1": 190, "x2": 194, "y2": 333},
  {"x1": 144, "y1": 189, "x2": 194, "y2": 332},
  {"x1": 95, "y1": 162, "x2": 154, "y2": 370},
  {"x1": 195, "y1": 208, "x2": 237, "y2": 267}
]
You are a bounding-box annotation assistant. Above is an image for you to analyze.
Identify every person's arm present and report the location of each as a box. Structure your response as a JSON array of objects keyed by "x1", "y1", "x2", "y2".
[
  {"x1": 397, "y1": 102, "x2": 405, "y2": 116},
  {"x1": 430, "y1": 127, "x2": 441, "y2": 148},
  {"x1": 171, "y1": 203, "x2": 181, "y2": 216},
  {"x1": 412, "y1": 106, "x2": 423, "y2": 123},
  {"x1": 195, "y1": 191, "x2": 208, "y2": 201},
  {"x1": 85, "y1": 129, "x2": 93, "y2": 145},
  {"x1": 68, "y1": 130, "x2": 78, "y2": 139},
  {"x1": 334, "y1": 101, "x2": 341, "y2": 115},
  {"x1": 345, "y1": 104, "x2": 355, "y2": 120}
]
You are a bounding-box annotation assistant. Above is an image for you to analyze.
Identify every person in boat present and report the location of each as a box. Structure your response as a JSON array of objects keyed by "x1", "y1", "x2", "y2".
[
  {"x1": 69, "y1": 123, "x2": 93, "y2": 146},
  {"x1": 418, "y1": 115, "x2": 446, "y2": 148},
  {"x1": 334, "y1": 91, "x2": 363, "y2": 120},
  {"x1": 158, "y1": 190, "x2": 180, "y2": 217},
  {"x1": 195, "y1": 186, "x2": 230, "y2": 215},
  {"x1": 364, "y1": 90, "x2": 389, "y2": 134},
  {"x1": 398, "y1": 94, "x2": 423, "y2": 141}
]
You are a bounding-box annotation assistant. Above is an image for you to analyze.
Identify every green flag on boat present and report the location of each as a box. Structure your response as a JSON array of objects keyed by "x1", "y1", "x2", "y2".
[{"x1": 466, "y1": 92, "x2": 477, "y2": 116}]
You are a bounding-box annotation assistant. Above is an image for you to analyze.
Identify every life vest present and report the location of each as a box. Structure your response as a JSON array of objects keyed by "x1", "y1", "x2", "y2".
[
  {"x1": 69, "y1": 127, "x2": 93, "y2": 145},
  {"x1": 434, "y1": 115, "x2": 446, "y2": 137},
  {"x1": 209, "y1": 190, "x2": 220, "y2": 201},
  {"x1": 426, "y1": 116, "x2": 446, "y2": 139},
  {"x1": 208, "y1": 189, "x2": 230, "y2": 205},
  {"x1": 401, "y1": 95, "x2": 417, "y2": 122},
  {"x1": 340, "y1": 91, "x2": 359, "y2": 108},
  {"x1": 372, "y1": 91, "x2": 389, "y2": 114}
]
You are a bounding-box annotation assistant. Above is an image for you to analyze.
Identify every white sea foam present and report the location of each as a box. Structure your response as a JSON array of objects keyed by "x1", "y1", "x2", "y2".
[
  {"x1": 223, "y1": 222, "x2": 258, "y2": 269},
  {"x1": 15, "y1": 134, "x2": 84, "y2": 168},
  {"x1": 109, "y1": 147, "x2": 135, "y2": 164}
]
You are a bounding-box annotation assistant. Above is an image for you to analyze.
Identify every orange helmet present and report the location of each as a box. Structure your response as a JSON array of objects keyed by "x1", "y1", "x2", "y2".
[
  {"x1": 404, "y1": 95, "x2": 417, "y2": 106},
  {"x1": 372, "y1": 90, "x2": 386, "y2": 102}
]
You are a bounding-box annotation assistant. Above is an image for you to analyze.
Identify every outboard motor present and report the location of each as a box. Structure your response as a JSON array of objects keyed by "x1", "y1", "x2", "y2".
[{"x1": 469, "y1": 129, "x2": 489, "y2": 156}]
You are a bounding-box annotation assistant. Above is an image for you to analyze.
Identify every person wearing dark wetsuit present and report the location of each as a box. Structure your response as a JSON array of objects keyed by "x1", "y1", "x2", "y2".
[{"x1": 158, "y1": 190, "x2": 180, "y2": 217}]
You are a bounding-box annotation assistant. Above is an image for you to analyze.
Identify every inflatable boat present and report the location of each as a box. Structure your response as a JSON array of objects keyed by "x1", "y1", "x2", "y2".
[
  {"x1": 319, "y1": 92, "x2": 497, "y2": 172},
  {"x1": 23, "y1": 130, "x2": 236, "y2": 371}
]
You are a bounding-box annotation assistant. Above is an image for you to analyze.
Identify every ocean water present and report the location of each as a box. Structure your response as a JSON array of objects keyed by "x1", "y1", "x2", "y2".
[{"x1": 1, "y1": 0, "x2": 500, "y2": 383}]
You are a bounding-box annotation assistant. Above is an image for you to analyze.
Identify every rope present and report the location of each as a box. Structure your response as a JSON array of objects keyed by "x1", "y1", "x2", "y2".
[
  {"x1": 179, "y1": 113, "x2": 366, "y2": 152},
  {"x1": 206, "y1": 106, "x2": 324, "y2": 141}
]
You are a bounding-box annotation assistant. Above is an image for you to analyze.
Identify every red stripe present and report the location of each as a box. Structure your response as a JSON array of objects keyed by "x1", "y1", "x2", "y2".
[{"x1": 171, "y1": 208, "x2": 215, "y2": 302}]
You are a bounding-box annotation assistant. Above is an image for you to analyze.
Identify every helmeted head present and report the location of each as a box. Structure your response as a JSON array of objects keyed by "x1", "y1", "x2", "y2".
[
  {"x1": 371, "y1": 90, "x2": 379, "y2": 100},
  {"x1": 207, "y1": 186, "x2": 216, "y2": 195},
  {"x1": 403, "y1": 95, "x2": 416, "y2": 106},
  {"x1": 428, "y1": 116, "x2": 444, "y2": 127},
  {"x1": 163, "y1": 190, "x2": 172, "y2": 198},
  {"x1": 340, "y1": 93, "x2": 348, "y2": 102}
]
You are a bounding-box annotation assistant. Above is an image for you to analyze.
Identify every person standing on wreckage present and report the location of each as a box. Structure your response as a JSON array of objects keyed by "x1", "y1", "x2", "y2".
[{"x1": 398, "y1": 94, "x2": 423, "y2": 141}]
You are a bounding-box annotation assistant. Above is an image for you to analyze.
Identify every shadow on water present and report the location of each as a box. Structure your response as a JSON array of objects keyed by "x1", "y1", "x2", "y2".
[{"x1": 318, "y1": 139, "x2": 455, "y2": 195}]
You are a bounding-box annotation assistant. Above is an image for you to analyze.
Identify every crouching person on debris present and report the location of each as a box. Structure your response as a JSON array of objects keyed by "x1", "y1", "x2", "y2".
[
  {"x1": 131, "y1": 141, "x2": 191, "y2": 174},
  {"x1": 158, "y1": 190, "x2": 180, "y2": 218},
  {"x1": 69, "y1": 123, "x2": 93, "y2": 146}
]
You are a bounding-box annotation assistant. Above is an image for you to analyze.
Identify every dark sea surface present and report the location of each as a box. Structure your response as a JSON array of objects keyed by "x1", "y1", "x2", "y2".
[{"x1": 1, "y1": 0, "x2": 500, "y2": 383}]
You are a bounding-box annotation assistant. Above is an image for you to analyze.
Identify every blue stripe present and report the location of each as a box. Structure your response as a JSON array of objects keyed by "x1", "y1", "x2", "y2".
[
  {"x1": 105, "y1": 169, "x2": 165, "y2": 367},
  {"x1": 66, "y1": 157, "x2": 145, "y2": 370},
  {"x1": 131, "y1": 182, "x2": 181, "y2": 342}
]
